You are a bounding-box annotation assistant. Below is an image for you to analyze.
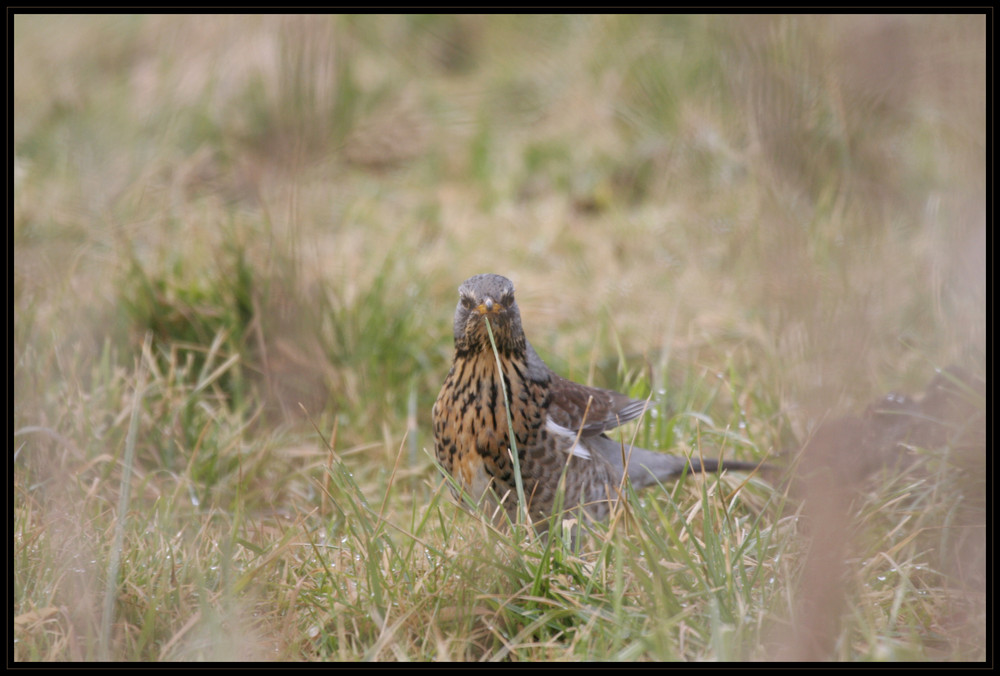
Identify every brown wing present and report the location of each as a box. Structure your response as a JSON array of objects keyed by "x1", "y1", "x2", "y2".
[
  {"x1": 525, "y1": 342, "x2": 649, "y2": 436},
  {"x1": 547, "y1": 374, "x2": 649, "y2": 435}
]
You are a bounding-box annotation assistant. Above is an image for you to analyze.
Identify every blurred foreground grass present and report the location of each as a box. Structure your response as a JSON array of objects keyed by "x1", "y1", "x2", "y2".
[{"x1": 14, "y1": 14, "x2": 985, "y2": 661}]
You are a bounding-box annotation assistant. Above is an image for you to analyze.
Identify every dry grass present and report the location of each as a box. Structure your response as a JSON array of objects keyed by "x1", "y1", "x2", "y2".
[{"x1": 14, "y1": 14, "x2": 985, "y2": 662}]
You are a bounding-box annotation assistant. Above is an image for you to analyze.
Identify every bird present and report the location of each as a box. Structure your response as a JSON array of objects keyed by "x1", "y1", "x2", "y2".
[{"x1": 432, "y1": 273, "x2": 762, "y2": 531}]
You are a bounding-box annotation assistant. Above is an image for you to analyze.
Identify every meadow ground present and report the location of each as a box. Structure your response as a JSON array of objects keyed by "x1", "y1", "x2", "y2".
[{"x1": 14, "y1": 14, "x2": 985, "y2": 661}]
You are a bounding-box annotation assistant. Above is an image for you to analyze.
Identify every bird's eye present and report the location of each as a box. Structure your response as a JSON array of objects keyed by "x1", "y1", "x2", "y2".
[
  {"x1": 499, "y1": 290, "x2": 513, "y2": 306},
  {"x1": 459, "y1": 294, "x2": 475, "y2": 309}
]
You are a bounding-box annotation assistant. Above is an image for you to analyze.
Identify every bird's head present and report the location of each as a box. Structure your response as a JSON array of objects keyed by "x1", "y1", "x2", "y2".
[{"x1": 453, "y1": 273, "x2": 525, "y2": 356}]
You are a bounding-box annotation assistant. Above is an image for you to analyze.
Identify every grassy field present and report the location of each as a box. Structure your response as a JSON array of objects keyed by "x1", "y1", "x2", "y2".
[{"x1": 13, "y1": 14, "x2": 985, "y2": 661}]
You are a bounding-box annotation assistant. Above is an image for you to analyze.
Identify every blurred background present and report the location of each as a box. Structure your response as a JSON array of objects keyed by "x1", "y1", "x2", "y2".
[{"x1": 14, "y1": 14, "x2": 985, "y2": 661}]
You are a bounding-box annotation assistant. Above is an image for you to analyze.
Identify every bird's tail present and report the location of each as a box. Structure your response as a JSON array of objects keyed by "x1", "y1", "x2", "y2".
[
  {"x1": 615, "y1": 443, "x2": 763, "y2": 490},
  {"x1": 689, "y1": 457, "x2": 763, "y2": 474}
]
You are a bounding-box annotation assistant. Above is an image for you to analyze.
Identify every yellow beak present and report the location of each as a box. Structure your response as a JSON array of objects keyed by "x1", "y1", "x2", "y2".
[{"x1": 475, "y1": 298, "x2": 501, "y2": 315}]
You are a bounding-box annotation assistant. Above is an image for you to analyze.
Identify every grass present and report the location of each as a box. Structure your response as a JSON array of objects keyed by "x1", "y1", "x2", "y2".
[{"x1": 13, "y1": 14, "x2": 985, "y2": 662}]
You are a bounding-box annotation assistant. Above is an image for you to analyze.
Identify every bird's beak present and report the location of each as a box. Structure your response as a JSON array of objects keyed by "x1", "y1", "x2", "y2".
[{"x1": 475, "y1": 297, "x2": 501, "y2": 315}]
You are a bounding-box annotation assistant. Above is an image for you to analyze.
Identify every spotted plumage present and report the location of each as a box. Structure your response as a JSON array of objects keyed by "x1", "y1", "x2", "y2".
[{"x1": 432, "y1": 273, "x2": 760, "y2": 529}]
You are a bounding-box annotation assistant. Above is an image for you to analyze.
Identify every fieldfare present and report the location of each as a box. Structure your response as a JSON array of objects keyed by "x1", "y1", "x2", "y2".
[{"x1": 432, "y1": 273, "x2": 761, "y2": 530}]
